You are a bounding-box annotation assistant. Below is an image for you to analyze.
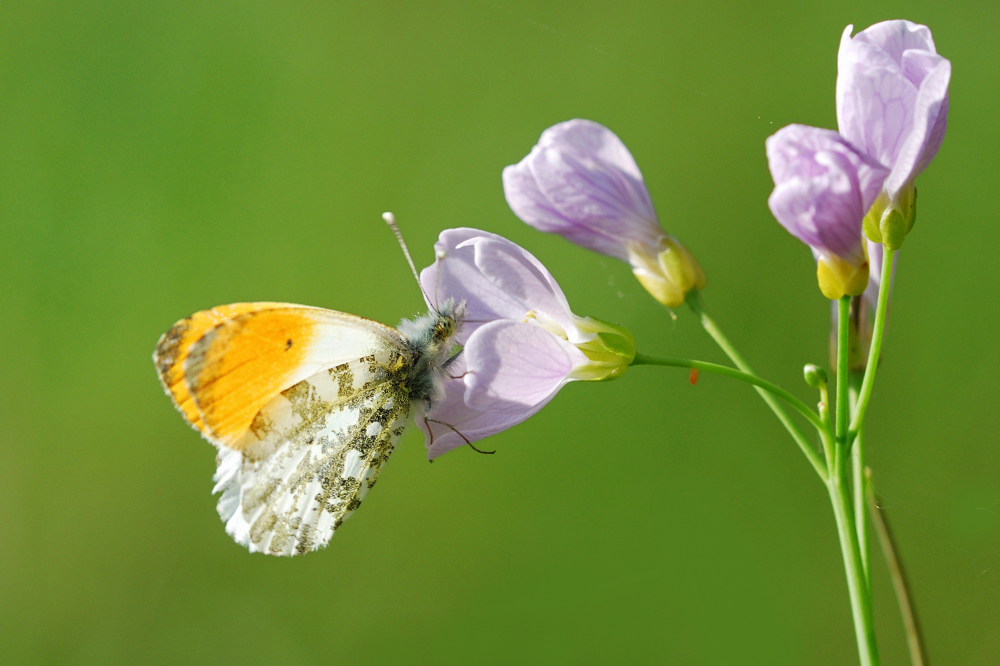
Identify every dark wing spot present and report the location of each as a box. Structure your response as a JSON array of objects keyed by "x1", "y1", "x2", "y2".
[
  {"x1": 154, "y1": 317, "x2": 191, "y2": 377},
  {"x1": 285, "y1": 338, "x2": 293, "y2": 350}
]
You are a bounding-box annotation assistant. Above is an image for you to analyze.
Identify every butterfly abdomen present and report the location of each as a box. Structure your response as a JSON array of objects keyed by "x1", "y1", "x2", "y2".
[{"x1": 404, "y1": 350, "x2": 446, "y2": 405}]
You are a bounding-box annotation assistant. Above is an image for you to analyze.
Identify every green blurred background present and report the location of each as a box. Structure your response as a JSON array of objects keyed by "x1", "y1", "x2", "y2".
[{"x1": 2, "y1": 1, "x2": 997, "y2": 663}]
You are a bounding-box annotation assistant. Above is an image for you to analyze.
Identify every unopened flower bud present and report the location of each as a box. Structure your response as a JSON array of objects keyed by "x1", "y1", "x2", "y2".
[
  {"x1": 803, "y1": 364, "x2": 829, "y2": 388},
  {"x1": 863, "y1": 186, "x2": 916, "y2": 251}
]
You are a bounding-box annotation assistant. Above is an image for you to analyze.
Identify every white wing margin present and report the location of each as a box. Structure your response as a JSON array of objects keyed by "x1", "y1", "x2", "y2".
[{"x1": 213, "y1": 347, "x2": 412, "y2": 555}]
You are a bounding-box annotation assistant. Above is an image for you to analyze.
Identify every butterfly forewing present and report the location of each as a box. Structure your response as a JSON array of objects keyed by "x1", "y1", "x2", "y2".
[
  {"x1": 154, "y1": 303, "x2": 408, "y2": 449},
  {"x1": 154, "y1": 303, "x2": 287, "y2": 434},
  {"x1": 213, "y1": 347, "x2": 412, "y2": 555}
]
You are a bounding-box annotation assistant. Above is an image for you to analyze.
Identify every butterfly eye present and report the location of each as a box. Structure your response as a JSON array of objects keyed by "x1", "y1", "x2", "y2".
[{"x1": 436, "y1": 316, "x2": 455, "y2": 339}]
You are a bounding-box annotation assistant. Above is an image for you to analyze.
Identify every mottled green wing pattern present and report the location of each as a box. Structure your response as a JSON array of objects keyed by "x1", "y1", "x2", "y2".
[{"x1": 213, "y1": 346, "x2": 412, "y2": 556}]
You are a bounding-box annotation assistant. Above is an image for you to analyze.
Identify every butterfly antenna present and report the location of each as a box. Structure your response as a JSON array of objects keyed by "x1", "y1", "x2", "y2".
[
  {"x1": 433, "y1": 248, "x2": 445, "y2": 310},
  {"x1": 382, "y1": 212, "x2": 433, "y2": 307}
]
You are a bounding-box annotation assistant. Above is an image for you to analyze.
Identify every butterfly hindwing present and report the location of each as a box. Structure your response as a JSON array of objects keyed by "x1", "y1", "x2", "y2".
[{"x1": 213, "y1": 347, "x2": 413, "y2": 555}]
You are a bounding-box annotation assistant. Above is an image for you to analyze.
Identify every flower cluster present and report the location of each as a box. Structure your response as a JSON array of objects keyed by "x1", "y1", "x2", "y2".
[
  {"x1": 419, "y1": 20, "x2": 949, "y2": 460},
  {"x1": 311, "y1": 17, "x2": 954, "y2": 664},
  {"x1": 766, "y1": 20, "x2": 950, "y2": 300}
]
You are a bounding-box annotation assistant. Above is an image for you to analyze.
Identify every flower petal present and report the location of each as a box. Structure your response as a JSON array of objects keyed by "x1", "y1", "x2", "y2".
[
  {"x1": 416, "y1": 353, "x2": 532, "y2": 459},
  {"x1": 852, "y1": 20, "x2": 936, "y2": 66},
  {"x1": 901, "y1": 49, "x2": 946, "y2": 86},
  {"x1": 766, "y1": 125, "x2": 888, "y2": 264},
  {"x1": 419, "y1": 228, "x2": 578, "y2": 340},
  {"x1": 467, "y1": 237, "x2": 580, "y2": 338},
  {"x1": 503, "y1": 119, "x2": 664, "y2": 261},
  {"x1": 837, "y1": 26, "x2": 918, "y2": 172},
  {"x1": 419, "y1": 320, "x2": 584, "y2": 459},
  {"x1": 884, "y1": 59, "x2": 950, "y2": 198},
  {"x1": 836, "y1": 21, "x2": 950, "y2": 197},
  {"x1": 419, "y1": 228, "x2": 528, "y2": 337},
  {"x1": 464, "y1": 320, "x2": 585, "y2": 412}
]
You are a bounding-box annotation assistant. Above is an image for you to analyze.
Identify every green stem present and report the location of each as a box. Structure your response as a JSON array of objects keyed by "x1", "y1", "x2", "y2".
[
  {"x1": 836, "y1": 297, "x2": 850, "y2": 449},
  {"x1": 631, "y1": 353, "x2": 827, "y2": 434},
  {"x1": 685, "y1": 293, "x2": 827, "y2": 480},
  {"x1": 848, "y1": 249, "x2": 896, "y2": 443},
  {"x1": 850, "y1": 375, "x2": 870, "y2": 588},
  {"x1": 835, "y1": 295, "x2": 879, "y2": 665},
  {"x1": 829, "y1": 465, "x2": 880, "y2": 666}
]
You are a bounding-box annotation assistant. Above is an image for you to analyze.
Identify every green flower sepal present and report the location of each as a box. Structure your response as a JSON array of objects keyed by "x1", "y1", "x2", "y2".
[
  {"x1": 863, "y1": 185, "x2": 916, "y2": 251},
  {"x1": 567, "y1": 316, "x2": 636, "y2": 382}
]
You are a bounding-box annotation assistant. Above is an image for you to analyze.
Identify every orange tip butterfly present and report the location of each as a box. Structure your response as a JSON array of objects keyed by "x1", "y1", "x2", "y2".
[{"x1": 153, "y1": 214, "x2": 464, "y2": 555}]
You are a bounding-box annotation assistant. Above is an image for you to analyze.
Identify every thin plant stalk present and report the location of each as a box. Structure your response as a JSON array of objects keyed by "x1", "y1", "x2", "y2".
[
  {"x1": 685, "y1": 292, "x2": 826, "y2": 479},
  {"x1": 846, "y1": 248, "x2": 896, "y2": 588},
  {"x1": 829, "y1": 467, "x2": 880, "y2": 666},
  {"x1": 850, "y1": 376, "x2": 870, "y2": 587},
  {"x1": 865, "y1": 468, "x2": 928, "y2": 666},
  {"x1": 685, "y1": 291, "x2": 878, "y2": 663},
  {"x1": 630, "y1": 353, "x2": 828, "y2": 440},
  {"x1": 848, "y1": 250, "x2": 896, "y2": 443},
  {"x1": 836, "y1": 297, "x2": 851, "y2": 453},
  {"x1": 835, "y1": 296, "x2": 879, "y2": 665}
]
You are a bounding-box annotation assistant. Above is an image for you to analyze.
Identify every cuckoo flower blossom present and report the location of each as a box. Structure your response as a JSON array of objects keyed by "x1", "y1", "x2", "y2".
[
  {"x1": 417, "y1": 228, "x2": 635, "y2": 459},
  {"x1": 837, "y1": 20, "x2": 951, "y2": 247},
  {"x1": 503, "y1": 119, "x2": 704, "y2": 307},
  {"x1": 766, "y1": 124, "x2": 889, "y2": 300}
]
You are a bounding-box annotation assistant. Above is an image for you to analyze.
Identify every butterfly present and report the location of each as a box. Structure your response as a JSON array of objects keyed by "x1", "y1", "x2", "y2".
[{"x1": 153, "y1": 215, "x2": 465, "y2": 556}]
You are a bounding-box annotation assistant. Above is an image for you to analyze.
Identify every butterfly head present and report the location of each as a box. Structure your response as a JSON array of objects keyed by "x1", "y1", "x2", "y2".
[
  {"x1": 429, "y1": 298, "x2": 464, "y2": 346},
  {"x1": 398, "y1": 298, "x2": 465, "y2": 355}
]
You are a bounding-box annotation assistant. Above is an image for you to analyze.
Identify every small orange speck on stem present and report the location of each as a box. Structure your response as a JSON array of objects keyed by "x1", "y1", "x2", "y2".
[{"x1": 689, "y1": 369, "x2": 699, "y2": 385}]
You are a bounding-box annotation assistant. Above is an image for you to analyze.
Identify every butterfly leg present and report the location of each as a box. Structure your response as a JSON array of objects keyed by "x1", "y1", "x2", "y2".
[
  {"x1": 442, "y1": 347, "x2": 464, "y2": 369},
  {"x1": 424, "y1": 417, "x2": 495, "y2": 454},
  {"x1": 442, "y1": 348, "x2": 469, "y2": 380}
]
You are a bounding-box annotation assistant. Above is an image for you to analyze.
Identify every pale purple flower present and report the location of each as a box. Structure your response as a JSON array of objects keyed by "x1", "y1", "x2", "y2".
[
  {"x1": 824, "y1": 20, "x2": 946, "y2": 352},
  {"x1": 766, "y1": 124, "x2": 889, "y2": 299},
  {"x1": 503, "y1": 119, "x2": 704, "y2": 307},
  {"x1": 417, "y1": 228, "x2": 634, "y2": 459},
  {"x1": 837, "y1": 20, "x2": 951, "y2": 202}
]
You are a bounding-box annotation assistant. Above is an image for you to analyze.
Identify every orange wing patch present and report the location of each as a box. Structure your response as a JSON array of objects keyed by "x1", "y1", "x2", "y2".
[
  {"x1": 154, "y1": 303, "x2": 282, "y2": 433},
  {"x1": 182, "y1": 308, "x2": 321, "y2": 449}
]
